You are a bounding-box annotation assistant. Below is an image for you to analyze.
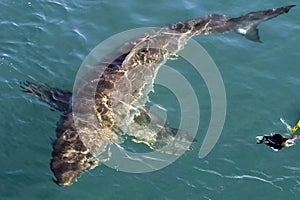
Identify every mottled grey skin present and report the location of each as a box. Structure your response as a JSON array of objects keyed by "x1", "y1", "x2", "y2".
[{"x1": 21, "y1": 5, "x2": 294, "y2": 186}]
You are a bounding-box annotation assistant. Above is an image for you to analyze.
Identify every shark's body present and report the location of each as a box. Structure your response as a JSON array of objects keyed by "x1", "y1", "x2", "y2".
[{"x1": 21, "y1": 5, "x2": 295, "y2": 186}]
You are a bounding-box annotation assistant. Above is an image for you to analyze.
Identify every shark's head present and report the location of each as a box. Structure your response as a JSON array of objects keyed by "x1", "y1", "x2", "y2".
[
  {"x1": 51, "y1": 130, "x2": 99, "y2": 186},
  {"x1": 51, "y1": 158, "x2": 99, "y2": 186}
]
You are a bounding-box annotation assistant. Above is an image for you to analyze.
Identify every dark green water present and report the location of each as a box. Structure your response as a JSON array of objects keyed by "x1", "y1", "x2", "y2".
[{"x1": 1, "y1": 0, "x2": 299, "y2": 199}]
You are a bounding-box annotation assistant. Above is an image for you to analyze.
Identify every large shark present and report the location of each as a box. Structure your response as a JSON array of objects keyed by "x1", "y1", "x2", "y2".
[{"x1": 21, "y1": 5, "x2": 295, "y2": 186}]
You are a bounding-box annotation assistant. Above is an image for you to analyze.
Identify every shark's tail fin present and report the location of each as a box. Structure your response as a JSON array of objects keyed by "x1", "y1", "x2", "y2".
[
  {"x1": 171, "y1": 5, "x2": 295, "y2": 42},
  {"x1": 20, "y1": 81, "x2": 72, "y2": 112},
  {"x1": 230, "y1": 5, "x2": 295, "y2": 42}
]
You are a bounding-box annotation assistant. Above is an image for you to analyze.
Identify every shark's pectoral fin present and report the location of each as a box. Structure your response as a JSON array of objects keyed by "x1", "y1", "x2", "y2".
[
  {"x1": 20, "y1": 81, "x2": 72, "y2": 112},
  {"x1": 124, "y1": 107, "x2": 196, "y2": 154}
]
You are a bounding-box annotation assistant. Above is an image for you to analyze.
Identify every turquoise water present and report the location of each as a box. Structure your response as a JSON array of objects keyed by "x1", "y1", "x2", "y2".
[{"x1": 1, "y1": 0, "x2": 300, "y2": 199}]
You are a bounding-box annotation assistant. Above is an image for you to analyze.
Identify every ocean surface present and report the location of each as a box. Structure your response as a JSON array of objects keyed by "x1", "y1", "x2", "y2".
[{"x1": 1, "y1": 0, "x2": 299, "y2": 199}]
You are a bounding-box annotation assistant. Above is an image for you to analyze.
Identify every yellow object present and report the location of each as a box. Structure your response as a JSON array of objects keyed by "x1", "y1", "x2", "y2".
[{"x1": 292, "y1": 120, "x2": 300, "y2": 133}]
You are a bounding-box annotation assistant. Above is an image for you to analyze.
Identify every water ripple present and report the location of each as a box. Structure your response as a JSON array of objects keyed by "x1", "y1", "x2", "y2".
[
  {"x1": 176, "y1": 176, "x2": 196, "y2": 188},
  {"x1": 283, "y1": 166, "x2": 300, "y2": 171},
  {"x1": 72, "y1": 28, "x2": 88, "y2": 42},
  {"x1": 225, "y1": 175, "x2": 283, "y2": 191},
  {"x1": 194, "y1": 166, "x2": 283, "y2": 191}
]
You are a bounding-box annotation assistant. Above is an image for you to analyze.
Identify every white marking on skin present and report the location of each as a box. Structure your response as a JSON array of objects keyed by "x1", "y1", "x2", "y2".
[{"x1": 237, "y1": 27, "x2": 247, "y2": 35}]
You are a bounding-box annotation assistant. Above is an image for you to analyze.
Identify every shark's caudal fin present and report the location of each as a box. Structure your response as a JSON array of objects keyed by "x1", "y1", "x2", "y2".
[
  {"x1": 20, "y1": 81, "x2": 72, "y2": 112},
  {"x1": 230, "y1": 5, "x2": 295, "y2": 42},
  {"x1": 170, "y1": 5, "x2": 295, "y2": 42}
]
